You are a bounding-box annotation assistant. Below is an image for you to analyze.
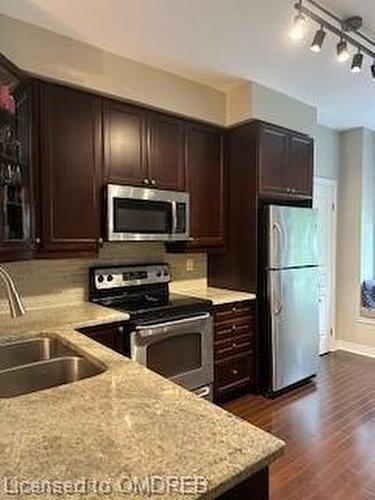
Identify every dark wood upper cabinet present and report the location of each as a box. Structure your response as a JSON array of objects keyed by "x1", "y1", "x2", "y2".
[
  {"x1": 104, "y1": 101, "x2": 185, "y2": 191},
  {"x1": 37, "y1": 82, "x2": 102, "y2": 254},
  {"x1": 185, "y1": 124, "x2": 225, "y2": 248},
  {"x1": 104, "y1": 101, "x2": 147, "y2": 187},
  {"x1": 0, "y1": 53, "x2": 35, "y2": 262},
  {"x1": 259, "y1": 124, "x2": 289, "y2": 195},
  {"x1": 148, "y1": 112, "x2": 185, "y2": 190},
  {"x1": 258, "y1": 122, "x2": 313, "y2": 200},
  {"x1": 288, "y1": 133, "x2": 314, "y2": 197}
]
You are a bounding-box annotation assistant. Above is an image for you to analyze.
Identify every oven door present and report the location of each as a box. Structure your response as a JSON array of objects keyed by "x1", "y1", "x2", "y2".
[
  {"x1": 131, "y1": 314, "x2": 213, "y2": 391},
  {"x1": 107, "y1": 184, "x2": 190, "y2": 242}
]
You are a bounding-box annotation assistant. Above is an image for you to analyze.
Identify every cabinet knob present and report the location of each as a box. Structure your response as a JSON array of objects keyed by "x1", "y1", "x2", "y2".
[
  {"x1": 232, "y1": 342, "x2": 237, "y2": 348},
  {"x1": 98, "y1": 237, "x2": 104, "y2": 247},
  {"x1": 35, "y1": 237, "x2": 41, "y2": 245},
  {"x1": 231, "y1": 369, "x2": 239, "y2": 376},
  {"x1": 143, "y1": 178, "x2": 150, "y2": 186},
  {"x1": 232, "y1": 325, "x2": 237, "y2": 331},
  {"x1": 232, "y1": 307, "x2": 237, "y2": 313},
  {"x1": 118, "y1": 326, "x2": 124, "y2": 334},
  {"x1": 151, "y1": 179, "x2": 156, "y2": 186}
]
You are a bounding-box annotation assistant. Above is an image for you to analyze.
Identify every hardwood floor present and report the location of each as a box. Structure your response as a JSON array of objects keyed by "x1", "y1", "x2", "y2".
[{"x1": 224, "y1": 351, "x2": 375, "y2": 500}]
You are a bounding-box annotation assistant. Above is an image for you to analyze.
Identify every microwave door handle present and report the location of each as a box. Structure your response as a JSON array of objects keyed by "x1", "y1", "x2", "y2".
[{"x1": 171, "y1": 201, "x2": 178, "y2": 234}]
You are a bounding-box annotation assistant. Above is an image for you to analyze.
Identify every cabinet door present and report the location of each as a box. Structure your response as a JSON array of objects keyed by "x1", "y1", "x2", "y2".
[
  {"x1": 288, "y1": 134, "x2": 313, "y2": 197},
  {"x1": 148, "y1": 113, "x2": 185, "y2": 190},
  {"x1": 185, "y1": 124, "x2": 224, "y2": 248},
  {"x1": 259, "y1": 124, "x2": 288, "y2": 195},
  {"x1": 104, "y1": 101, "x2": 147, "y2": 187},
  {"x1": 78, "y1": 322, "x2": 129, "y2": 356},
  {"x1": 38, "y1": 83, "x2": 101, "y2": 254}
]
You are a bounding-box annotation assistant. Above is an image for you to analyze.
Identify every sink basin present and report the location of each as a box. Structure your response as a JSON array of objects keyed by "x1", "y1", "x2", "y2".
[
  {"x1": 0, "y1": 336, "x2": 76, "y2": 371},
  {"x1": 0, "y1": 356, "x2": 105, "y2": 398}
]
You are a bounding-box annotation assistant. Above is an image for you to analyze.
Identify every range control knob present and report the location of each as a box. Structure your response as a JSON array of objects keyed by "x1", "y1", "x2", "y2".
[
  {"x1": 163, "y1": 270, "x2": 169, "y2": 277},
  {"x1": 107, "y1": 275, "x2": 114, "y2": 282},
  {"x1": 97, "y1": 275, "x2": 104, "y2": 283},
  {"x1": 156, "y1": 270, "x2": 162, "y2": 278}
]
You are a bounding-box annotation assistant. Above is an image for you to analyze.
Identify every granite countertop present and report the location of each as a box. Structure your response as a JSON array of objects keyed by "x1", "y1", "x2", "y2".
[
  {"x1": 0, "y1": 303, "x2": 284, "y2": 499},
  {"x1": 170, "y1": 280, "x2": 256, "y2": 306}
]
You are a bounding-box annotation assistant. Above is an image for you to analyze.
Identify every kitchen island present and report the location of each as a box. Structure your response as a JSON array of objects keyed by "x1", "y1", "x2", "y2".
[{"x1": 0, "y1": 303, "x2": 284, "y2": 499}]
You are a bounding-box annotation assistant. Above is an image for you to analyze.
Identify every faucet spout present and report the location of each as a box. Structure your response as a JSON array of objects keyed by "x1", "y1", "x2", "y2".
[{"x1": 0, "y1": 266, "x2": 26, "y2": 318}]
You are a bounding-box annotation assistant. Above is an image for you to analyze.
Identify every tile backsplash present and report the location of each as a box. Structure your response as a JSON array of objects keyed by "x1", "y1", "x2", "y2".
[{"x1": 0, "y1": 244, "x2": 207, "y2": 314}]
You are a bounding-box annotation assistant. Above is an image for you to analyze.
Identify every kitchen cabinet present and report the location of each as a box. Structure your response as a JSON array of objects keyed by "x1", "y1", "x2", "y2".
[
  {"x1": 78, "y1": 321, "x2": 130, "y2": 356},
  {"x1": 104, "y1": 101, "x2": 185, "y2": 191},
  {"x1": 36, "y1": 82, "x2": 102, "y2": 255},
  {"x1": 0, "y1": 53, "x2": 35, "y2": 261},
  {"x1": 148, "y1": 112, "x2": 185, "y2": 190},
  {"x1": 214, "y1": 300, "x2": 255, "y2": 401},
  {"x1": 104, "y1": 101, "x2": 147, "y2": 187},
  {"x1": 185, "y1": 123, "x2": 225, "y2": 248},
  {"x1": 258, "y1": 121, "x2": 313, "y2": 199}
]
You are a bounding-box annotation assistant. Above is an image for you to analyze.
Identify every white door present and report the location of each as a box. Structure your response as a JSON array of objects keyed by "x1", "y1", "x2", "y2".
[{"x1": 313, "y1": 178, "x2": 337, "y2": 354}]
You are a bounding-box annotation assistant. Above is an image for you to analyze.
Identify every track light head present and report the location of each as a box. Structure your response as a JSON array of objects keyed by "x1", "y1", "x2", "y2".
[
  {"x1": 290, "y1": 12, "x2": 306, "y2": 40},
  {"x1": 337, "y1": 39, "x2": 350, "y2": 63},
  {"x1": 310, "y1": 27, "x2": 326, "y2": 53},
  {"x1": 351, "y1": 51, "x2": 363, "y2": 73}
]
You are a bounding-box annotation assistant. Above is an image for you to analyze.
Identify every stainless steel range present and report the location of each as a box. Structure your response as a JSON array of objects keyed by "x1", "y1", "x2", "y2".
[{"x1": 89, "y1": 264, "x2": 214, "y2": 400}]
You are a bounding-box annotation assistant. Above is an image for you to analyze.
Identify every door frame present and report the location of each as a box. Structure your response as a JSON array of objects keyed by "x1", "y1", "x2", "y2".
[{"x1": 313, "y1": 177, "x2": 338, "y2": 353}]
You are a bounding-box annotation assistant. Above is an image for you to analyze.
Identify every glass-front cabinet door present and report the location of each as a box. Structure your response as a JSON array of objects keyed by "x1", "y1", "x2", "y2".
[{"x1": 0, "y1": 53, "x2": 33, "y2": 259}]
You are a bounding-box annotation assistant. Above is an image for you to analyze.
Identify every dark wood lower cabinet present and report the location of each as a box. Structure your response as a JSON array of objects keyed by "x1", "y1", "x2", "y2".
[
  {"x1": 77, "y1": 322, "x2": 130, "y2": 356},
  {"x1": 217, "y1": 467, "x2": 269, "y2": 500},
  {"x1": 214, "y1": 300, "x2": 256, "y2": 402}
]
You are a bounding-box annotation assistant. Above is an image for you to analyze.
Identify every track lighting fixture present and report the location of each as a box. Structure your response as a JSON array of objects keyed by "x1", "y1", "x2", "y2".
[
  {"x1": 291, "y1": 0, "x2": 375, "y2": 81},
  {"x1": 291, "y1": 12, "x2": 306, "y2": 40},
  {"x1": 337, "y1": 39, "x2": 350, "y2": 63},
  {"x1": 310, "y1": 27, "x2": 326, "y2": 53},
  {"x1": 351, "y1": 51, "x2": 363, "y2": 73}
]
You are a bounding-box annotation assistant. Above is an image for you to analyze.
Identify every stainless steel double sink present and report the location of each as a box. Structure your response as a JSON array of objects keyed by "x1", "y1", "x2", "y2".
[{"x1": 0, "y1": 335, "x2": 106, "y2": 398}]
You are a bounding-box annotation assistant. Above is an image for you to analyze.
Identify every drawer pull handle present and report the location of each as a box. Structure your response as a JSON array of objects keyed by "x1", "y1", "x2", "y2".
[{"x1": 231, "y1": 369, "x2": 239, "y2": 375}]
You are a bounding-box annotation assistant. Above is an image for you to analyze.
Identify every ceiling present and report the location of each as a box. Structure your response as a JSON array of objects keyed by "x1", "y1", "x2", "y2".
[{"x1": 0, "y1": 0, "x2": 375, "y2": 130}]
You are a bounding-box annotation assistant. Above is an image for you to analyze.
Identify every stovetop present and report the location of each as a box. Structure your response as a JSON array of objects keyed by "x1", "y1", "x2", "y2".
[
  {"x1": 89, "y1": 263, "x2": 212, "y2": 323},
  {"x1": 95, "y1": 293, "x2": 212, "y2": 323}
]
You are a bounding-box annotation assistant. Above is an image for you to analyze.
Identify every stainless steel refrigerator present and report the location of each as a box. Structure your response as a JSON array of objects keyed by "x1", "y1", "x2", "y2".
[{"x1": 266, "y1": 205, "x2": 319, "y2": 393}]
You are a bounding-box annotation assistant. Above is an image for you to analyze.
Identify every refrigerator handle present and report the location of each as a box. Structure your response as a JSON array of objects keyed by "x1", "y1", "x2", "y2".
[
  {"x1": 274, "y1": 272, "x2": 283, "y2": 316},
  {"x1": 272, "y1": 222, "x2": 283, "y2": 266}
]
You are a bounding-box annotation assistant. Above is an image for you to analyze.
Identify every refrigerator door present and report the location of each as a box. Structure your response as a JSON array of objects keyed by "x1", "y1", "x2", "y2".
[
  {"x1": 269, "y1": 266, "x2": 319, "y2": 392},
  {"x1": 268, "y1": 205, "x2": 318, "y2": 269}
]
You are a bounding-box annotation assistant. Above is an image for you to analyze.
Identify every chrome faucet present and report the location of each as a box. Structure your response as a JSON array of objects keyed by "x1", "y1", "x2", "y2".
[{"x1": 0, "y1": 266, "x2": 26, "y2": 318}]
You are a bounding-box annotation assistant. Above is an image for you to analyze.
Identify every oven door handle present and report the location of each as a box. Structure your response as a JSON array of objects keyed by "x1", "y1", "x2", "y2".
[{"x1": 135, "y1": 313, "x2": 210, "y2": 337}]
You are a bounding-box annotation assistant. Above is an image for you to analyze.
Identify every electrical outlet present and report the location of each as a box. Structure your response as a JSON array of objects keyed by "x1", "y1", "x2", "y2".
[{"x1": 186, "y1": 258, "x2": 194, "y2": 272}]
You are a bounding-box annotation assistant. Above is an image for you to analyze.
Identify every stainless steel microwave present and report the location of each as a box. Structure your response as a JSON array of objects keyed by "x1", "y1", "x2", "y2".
[{"x1": 106, "y1": 184, "x2": 190, "y2": 242}]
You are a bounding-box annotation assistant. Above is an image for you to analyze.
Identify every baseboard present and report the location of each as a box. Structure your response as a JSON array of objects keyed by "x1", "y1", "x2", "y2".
[{"x1": 335, "y1": 340, "x2": 375, "y2": 359}]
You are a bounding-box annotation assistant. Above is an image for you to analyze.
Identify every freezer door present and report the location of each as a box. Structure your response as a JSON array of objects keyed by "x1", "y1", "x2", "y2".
[
  {"x1": 268, "y1": 205, "x2": 318, "y2": 269},
  {"x1": 269, "y1": 267, "x2": 319, "y2": 392}
]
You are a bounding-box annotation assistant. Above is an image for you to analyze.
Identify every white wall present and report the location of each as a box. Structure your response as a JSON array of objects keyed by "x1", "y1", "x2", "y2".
[
  {"x1": 314, "y1": 125, "x2": 340, "y2": 180},
  {"x1": 336, "y1": 129, "x2": 375, "y2": 349},
  {"x1": 0, "y1": 14, "x2": 226, "y2": 125}
]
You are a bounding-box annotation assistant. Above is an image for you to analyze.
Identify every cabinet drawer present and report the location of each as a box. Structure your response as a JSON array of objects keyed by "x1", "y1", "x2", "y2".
[
  {"x1": 215, "y1": 334, "x2": 253, "y2": 360},
  {"x1": 214, "y1": 301, "x2": 254, "y2": 325},
  {"x1": 215, "y1": 322, "x2": 253, "y2": 341},
  {"x1": 215, "y1": 352, "x2": 253, "y2": 394}
]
